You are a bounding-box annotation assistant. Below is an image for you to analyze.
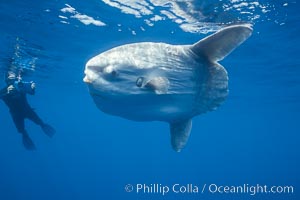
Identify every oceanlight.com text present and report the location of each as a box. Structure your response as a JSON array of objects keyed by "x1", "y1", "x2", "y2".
[{"x1": 206, "y1": 183, "x2": 294, "y2": 195}]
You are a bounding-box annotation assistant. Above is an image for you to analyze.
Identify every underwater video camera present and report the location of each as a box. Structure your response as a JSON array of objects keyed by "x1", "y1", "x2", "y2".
[{"x1": 13, "y1": 80, "x2": 35, "y2": 94}]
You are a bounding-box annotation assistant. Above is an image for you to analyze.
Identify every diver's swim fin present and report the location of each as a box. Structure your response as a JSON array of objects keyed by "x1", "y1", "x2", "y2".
[
  {"x1": 41, "y1": 124, "x2": 56, "y2": 138},
  {"x1": 22, "y1": 134, "x2": 36, "y2": 150}
]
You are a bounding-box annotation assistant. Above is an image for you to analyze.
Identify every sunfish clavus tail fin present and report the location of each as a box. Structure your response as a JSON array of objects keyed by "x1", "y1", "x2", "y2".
[
  {"x1": 190, "y1": 24, "x2": 253, "y2": 62},
  {"x1": 170, "y1": 119, "x2": 192, "y2": 152}
]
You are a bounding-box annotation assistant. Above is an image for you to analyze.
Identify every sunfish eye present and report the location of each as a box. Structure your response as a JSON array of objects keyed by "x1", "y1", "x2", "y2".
[
  {"x1": 111, "y1": 70, "x2": 117, "y2": 76},
  {"x1": 103, "y1": 66, "x2": 118, "y2": 77},
  {"x1": 136, "y1": 77, "x2": 144, "y2": 87}
]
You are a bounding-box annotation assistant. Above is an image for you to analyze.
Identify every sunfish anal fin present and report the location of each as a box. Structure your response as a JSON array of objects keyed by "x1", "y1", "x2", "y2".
[{"x1": 170, "y1": 119, "x2": 192, "y2": 152}]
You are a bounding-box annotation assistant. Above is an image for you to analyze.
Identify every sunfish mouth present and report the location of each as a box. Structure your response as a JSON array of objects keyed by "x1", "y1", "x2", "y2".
[{"x1": 83, "y1": 76, "x2": 92, "y2": 83}]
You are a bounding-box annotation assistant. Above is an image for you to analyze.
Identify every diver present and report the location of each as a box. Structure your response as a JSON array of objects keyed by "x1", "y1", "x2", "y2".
[{"x1": 0, "y1": 72, "x2": 55, "y2": 150}]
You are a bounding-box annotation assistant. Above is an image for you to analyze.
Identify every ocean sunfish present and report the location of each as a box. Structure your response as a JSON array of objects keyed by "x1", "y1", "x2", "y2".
[{"x1": 83, "y1": 24, "x2": 253, "y2": 152}]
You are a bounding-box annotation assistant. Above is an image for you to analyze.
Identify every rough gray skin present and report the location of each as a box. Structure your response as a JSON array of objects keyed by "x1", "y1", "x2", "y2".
[{"x1": 84, "y1": 24, "x2": 253, "y2": 152}]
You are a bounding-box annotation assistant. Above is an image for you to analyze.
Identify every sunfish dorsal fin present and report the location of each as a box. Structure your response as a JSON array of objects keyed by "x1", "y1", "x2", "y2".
[
  {"x1": 170, "y1": 119, "x2": 192, "y2": 152},
  {"x1": 191, "y1": 24, "x2": 253, "y2": 62}
]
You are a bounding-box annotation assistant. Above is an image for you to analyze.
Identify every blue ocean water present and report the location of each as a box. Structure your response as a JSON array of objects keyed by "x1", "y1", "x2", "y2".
[{"x1": 0, "y1": 0, "x2": 299, "y2": 200}]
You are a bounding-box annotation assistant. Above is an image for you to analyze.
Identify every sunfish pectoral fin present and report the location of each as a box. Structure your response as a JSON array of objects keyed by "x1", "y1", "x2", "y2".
[
  {"x1": 191, "y1": 24, "x2": 253, "y2": 62},
  {"x1": 145, "y1": 77, "x2": 169, "y2": 94},
  {"x1": 169, "y1": 119, "x2": 192, "y2": 152}
]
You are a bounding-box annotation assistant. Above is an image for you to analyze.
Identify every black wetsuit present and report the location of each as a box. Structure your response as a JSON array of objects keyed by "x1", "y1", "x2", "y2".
[{"x1": 1, "y1": 84, "x2": 44, "y2": 134}]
